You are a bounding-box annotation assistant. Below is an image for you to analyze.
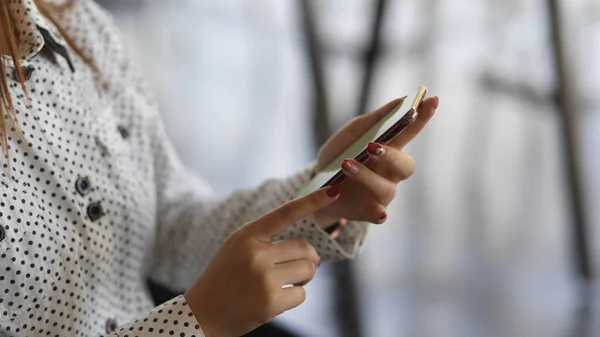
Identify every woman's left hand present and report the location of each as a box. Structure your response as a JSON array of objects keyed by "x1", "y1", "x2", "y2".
[{"x1": 314, "y1": 96, "x2": 439, "y2": 226}]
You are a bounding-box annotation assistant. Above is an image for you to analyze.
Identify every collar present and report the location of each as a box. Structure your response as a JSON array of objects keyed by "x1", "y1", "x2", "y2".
[{"x1": 8, "y1": 0, "x2": 74, "y2": 70}]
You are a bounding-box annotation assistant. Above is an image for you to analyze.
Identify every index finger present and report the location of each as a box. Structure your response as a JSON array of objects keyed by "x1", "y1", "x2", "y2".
[
  {"x1": 246, "y1": 185, "x2": 341, "y2": 241},
  {"x1": 387, "y1": 96, "x2": 438, "y2": 149}
]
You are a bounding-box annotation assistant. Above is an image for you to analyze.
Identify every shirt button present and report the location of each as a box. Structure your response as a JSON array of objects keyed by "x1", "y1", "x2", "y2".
[
  {"x1": 105, "y1": 318, "x2": 118, "y2": 333},
  {"x1": 0, "y1": 226, "x2": 5, "y2": 243},
  {"x1": 87, "y1": 201, "x2": 104, "y2": 222},
  {"x1": 75, "y1": 176, "x2": 92, "y2": 196},
  {"x1": 13, "y1": 64, "x2": 35, "y2": 81},
  {"x1": 117, "y1": 125, "x2": 130, "y2": 139}
]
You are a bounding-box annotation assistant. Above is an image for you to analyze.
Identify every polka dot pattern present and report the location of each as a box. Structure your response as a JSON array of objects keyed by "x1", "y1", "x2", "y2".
[
  {"x1": 0, "y1": 0, "x2": 367, "y2": 336},
  {"x1": 8, "y1": 0, "x2": 46, "y2": 60}
]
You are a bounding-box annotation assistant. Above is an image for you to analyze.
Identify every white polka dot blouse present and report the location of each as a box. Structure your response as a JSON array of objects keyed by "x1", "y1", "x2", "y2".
[{"x1": 0, "y1": 1, "x2": 368, "y2": 336}]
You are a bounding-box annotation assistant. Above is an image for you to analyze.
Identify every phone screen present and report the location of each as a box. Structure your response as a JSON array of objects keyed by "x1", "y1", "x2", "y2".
[{"x1": 298, "y1": 86, "x2": 427, "y2": 196}]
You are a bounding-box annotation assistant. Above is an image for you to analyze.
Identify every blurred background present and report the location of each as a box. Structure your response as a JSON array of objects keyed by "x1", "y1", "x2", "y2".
[{"x1": 99, "y1": 0, "x2": 599, "y2": 336}]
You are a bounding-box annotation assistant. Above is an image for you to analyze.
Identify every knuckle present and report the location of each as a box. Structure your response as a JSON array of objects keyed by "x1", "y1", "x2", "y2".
[
  {"x1": 310, "y1": 247, "x2": 320, "y2": 262},
  {"x1": 297, "y1": 240, "x2": 319, "y2": 261},
  {"x1": 309, "y1": 247, "x2": 320, "y2": 265},
  {"x1": 386, "y1": 146, "x2": 398, "y2": 162},
  {"x1": 297, "y1": 239, "x2": 313, "y2": 252},
  {"x1": 302, "y1": 259, "x2": 317, "y2": 280},
  {"x1": 400, "y1": 154, "x2": 416, "y2": 179},
  {"x1": 384, "y1": 185, "x2": 397, "y2": 203},
  {"x1": 392, "y1": 153, "x2": 416, "y2": 181},
  {"x1": 309, "y1": 262, "x2": 317, "y2": 278},
  {"x1": 405, "y1": 155, "x2": 416, "y2": 177}
]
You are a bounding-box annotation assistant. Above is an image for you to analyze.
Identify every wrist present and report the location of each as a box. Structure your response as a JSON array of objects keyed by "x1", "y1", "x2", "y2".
[{"x1": 184, "y1": 290, "x2": 222, "y2": 337}]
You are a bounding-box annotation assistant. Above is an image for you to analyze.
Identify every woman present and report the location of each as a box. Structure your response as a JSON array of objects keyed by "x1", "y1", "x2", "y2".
[{"x1": 0, "y1": 0, "x2": 438, "y2": 336}]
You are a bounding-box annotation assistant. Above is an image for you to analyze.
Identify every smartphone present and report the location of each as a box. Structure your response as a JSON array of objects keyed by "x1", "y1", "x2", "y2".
[{"x1": 298, "y1": 86, "x2": 428, "y2": 196}]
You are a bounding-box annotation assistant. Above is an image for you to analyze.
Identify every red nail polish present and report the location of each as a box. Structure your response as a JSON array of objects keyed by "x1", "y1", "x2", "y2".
[
  {"x1": 342, "y1": 159, "x2": 360, "y2": 175},
  {"x1": 432, "y1": 96, "x2": 439, "y2": 109},
  {"x1": 326, "y1": 185, "x2": 341, "y2": 197},
  {"x1": 379, "y1": 212, "x2": 387, "y2": 221},
  {"x1": 367, "y1": 142, "x2": 384, "y2": 156}
]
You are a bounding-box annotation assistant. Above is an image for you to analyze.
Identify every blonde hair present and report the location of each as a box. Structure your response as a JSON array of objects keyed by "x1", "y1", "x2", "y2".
[{"x1": 0, "y1": 0, "x2": 98, "y2": 160}]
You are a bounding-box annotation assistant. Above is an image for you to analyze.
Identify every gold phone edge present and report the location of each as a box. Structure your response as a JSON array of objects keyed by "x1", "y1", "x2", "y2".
[{"x1": 411, "y1": 86, "x2": 428, "y2": 109}]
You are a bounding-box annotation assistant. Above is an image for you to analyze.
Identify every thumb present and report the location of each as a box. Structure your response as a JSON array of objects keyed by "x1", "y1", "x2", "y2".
[
  {"x1": 347, "y1": 97, "x2": 407, "y2": 139},
  {"x1": 317, "y1": 97, "x2": 407, "y2": 170},
  {"x1": 245, "y1": 186, "x2": 341, "y2": 241}
]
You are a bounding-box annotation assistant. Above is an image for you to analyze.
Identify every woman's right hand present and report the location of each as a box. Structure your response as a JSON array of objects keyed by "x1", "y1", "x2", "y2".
[{"x1": 184, "y1": 186, "x2": 341, "y2": 337}]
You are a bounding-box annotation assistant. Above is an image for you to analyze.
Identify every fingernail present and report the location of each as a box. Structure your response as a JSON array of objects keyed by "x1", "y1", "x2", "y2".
[
  {"x1": 342, "y1": 159, "x2": 360, "y2": 175},
  {"x1": 432, "y1": 96, "x2": 439, "y2": 109},
  {"x1": 378, "y1": 212, "x2": 387, "y2": 223},
  {"x1": 326, "y1": 185, "x2": 341, "y2": 198},
  {"x1": 367, "y1": 142, "x2": 384, "y2": 156}
]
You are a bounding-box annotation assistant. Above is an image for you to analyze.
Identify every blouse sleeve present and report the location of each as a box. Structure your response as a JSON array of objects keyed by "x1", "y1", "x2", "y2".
[{"x1": 104, "y1": 295, "x2": 205, "y2": 337}]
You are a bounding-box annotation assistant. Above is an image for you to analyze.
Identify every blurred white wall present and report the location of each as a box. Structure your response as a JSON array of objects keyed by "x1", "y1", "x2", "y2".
[
  {"x1": 103, "y1": 0, "x2": 600, "y2": 336},
  {"x1": 112, "y1": 0, "x2": 315, "y2": 192}
]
